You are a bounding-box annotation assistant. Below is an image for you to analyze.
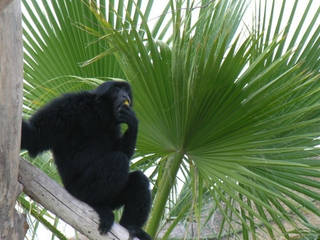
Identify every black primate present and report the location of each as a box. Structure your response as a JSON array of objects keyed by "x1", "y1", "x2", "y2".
[{"x1": 21, "y1": 81, "x2": 152, "y2": 240}]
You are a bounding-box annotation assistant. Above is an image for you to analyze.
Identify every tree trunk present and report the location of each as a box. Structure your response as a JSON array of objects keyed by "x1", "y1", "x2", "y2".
[
  {"x1": 0, "y1": 0, "x2": 25, "y2": 239},
  {"x1": 0, "y1": 0, "x2": 13, "y2": 12}
]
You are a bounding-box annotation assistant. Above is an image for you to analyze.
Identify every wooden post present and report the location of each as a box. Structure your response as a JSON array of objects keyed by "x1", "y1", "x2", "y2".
[
  {"x1": 0, "y1": 0, "x2": 25, "y2": 239},
  {"x1": 0, "y1": 0, "x2": 13, "y2": 12}
]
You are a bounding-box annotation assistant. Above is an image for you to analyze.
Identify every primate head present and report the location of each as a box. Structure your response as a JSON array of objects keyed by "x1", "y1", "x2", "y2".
[{"x1": 92, "y1": 81, "x2": 133, "y2": 115}]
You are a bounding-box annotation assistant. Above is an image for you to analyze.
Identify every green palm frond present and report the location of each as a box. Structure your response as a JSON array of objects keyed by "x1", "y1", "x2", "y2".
[
  {"x1": 23, "y1": 0, "x2": 320, "y2": 239},
  {"x1": 22, "y1": 0, "x2": 126, "y2": 115},
  {"x1": 88, "y1": 0, "x2": 320, "y2": 239}
]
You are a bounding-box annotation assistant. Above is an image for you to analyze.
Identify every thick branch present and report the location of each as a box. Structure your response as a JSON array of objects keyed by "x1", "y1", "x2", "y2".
[{"x1": 18, "y1": 158, "x2": 133, "y2": 240}]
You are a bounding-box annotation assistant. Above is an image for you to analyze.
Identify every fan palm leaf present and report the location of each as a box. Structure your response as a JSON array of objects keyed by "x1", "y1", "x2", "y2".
[
  {"x1": 87, "y1": 0, "x2": 320, "y2": 239},
  {"x1": 22, "y1": 0, "x2": 320, "y2": 239}
]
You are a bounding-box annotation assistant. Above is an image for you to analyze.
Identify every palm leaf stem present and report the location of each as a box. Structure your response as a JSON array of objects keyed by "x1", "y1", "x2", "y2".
[{"x1": 145, "y1": 151, "x2": 184, "y2": 238}]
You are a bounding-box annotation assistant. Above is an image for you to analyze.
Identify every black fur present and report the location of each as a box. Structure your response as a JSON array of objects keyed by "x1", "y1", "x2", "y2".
[{"x1": 21, "y1": 81, "x2": 152, "y2": 240}]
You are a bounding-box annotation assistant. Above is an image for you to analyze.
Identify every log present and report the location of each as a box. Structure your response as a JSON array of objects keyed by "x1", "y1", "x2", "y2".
[
  {"x1": 0, "y1": 0, "x2": 26, "y2": 239},
  {"x1": 18, "y1": 158, "x2": 137, "y2": 240},
  {"x1": 0, "y1": 0, "x2": 14, "y2": 12}
]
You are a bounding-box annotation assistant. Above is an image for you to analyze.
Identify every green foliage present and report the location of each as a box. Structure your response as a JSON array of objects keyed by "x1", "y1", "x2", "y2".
[
  {"x1": 22, "y1": 0, "x2": 125, "y2": 115},
  {"x1": 22, "y1": 0, "x2": 320, "y2": 239}
]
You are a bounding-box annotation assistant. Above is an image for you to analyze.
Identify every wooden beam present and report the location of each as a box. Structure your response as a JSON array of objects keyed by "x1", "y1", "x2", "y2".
[
  {"x1": 0, "y1": 0, "x2": 14, "y2": 12},
  {"x1": 0, "y1": 0, "x2": 25, "y2": 239}
]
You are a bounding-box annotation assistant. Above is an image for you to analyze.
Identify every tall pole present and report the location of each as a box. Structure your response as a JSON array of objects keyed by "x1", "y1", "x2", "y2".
[{"x1": 0, "y1": 0, "x2": 25, "y2": 239}]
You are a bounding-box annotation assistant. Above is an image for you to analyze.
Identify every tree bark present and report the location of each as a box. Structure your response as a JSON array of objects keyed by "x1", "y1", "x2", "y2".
[
  {"x1": 0, "y1": 0, "x2": 25, "y2": 239},
  {"x1": 19, "y1": 159, "x2": 135, "y2": 240},
  {"x1": 0, "y1": 0, "x2": 13, "y2": 12}
]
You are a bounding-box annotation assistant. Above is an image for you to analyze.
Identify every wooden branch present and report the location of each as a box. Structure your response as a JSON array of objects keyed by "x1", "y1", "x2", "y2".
[{"x1": 19, "y1": 158, "x2": 137, "y2": 240}]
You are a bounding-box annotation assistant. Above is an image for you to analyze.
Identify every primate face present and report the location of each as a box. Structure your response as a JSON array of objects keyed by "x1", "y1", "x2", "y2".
[
  {"x1": 93, "y1": 81, "x2": 133, "y2": 114},
  {"x1": 113, "y1": 86, "x2": 131, "y2": 110}
]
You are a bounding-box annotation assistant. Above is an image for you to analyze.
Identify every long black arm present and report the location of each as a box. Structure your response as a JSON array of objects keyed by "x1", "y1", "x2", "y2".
[{"x1": 116, "y1": 106, "x2": 138, "y2": 158}]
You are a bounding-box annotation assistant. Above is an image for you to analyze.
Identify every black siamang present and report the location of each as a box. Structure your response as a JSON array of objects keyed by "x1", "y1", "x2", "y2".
[{"x1": 21, "y1": 81, "x2": 152, "y2": 240}]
